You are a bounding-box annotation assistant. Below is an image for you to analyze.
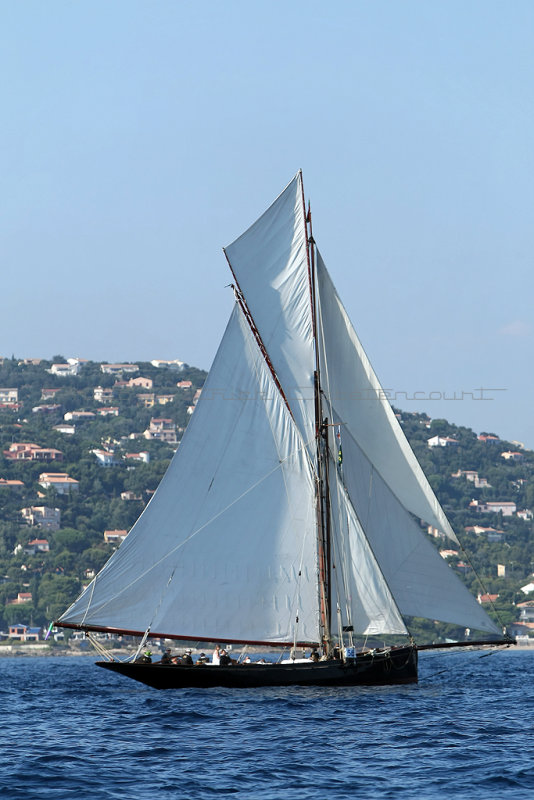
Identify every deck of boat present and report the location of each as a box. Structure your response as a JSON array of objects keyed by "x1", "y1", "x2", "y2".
[{"x1": 97, "y1": 645, "x2": 418, "y2": 689}]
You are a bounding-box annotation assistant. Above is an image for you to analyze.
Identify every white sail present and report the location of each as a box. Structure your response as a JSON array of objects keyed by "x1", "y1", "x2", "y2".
[
  {"x1": 315, "y1": 250, "x2": 458, "y2": 543},
  {"x1": 315, "y1": 252, "x2": 499, "y2": 634},
  {"x1": 224, "y1": 179, "x2": 498, "y2": 635},
  {"x1": 59, "y1": 306, "x2": 321, "y2": 645},
  {"x1": 329, "y1": 464, "x2": 408, "y2": 636},
  {"x1": 59, "y1": 172, "x2": 503, "y2": 650},
  {"x1": 331, "y1": 426, "x2": 500, "y2": 634},
  {"x1": 224, "y1": 172, "x2": 316, "y2": 449}
]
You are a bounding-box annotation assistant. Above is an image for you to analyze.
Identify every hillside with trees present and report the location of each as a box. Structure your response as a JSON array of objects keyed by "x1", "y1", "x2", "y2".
[
  {"x1": 0, "y1": 356, "x2": 206, "y2": 634},
  {"x1": 1, "y1": 356, "x2": 533, "y2": 643},
  {"x1": 396, "y1": 412, "x2": 534, "y2": 640}
]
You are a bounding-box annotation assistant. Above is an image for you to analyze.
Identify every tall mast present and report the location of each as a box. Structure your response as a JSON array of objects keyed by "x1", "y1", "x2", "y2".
[{"x1": 301, "y1": 175, "x2": 332, "y2": 655}]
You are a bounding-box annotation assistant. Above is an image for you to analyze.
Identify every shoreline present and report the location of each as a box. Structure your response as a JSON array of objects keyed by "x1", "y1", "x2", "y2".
[
  {"x1": 1, "y1": 642, "x2": 534, "y2": 658},
  {"x1": 0, "y1": 644, "x2": 119, "y2": 658}
]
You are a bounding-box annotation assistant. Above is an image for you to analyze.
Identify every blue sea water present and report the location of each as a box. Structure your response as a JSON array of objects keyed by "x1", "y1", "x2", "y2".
[{"x1": 1, "y1": 650, "x2": 533, "y2": 799}]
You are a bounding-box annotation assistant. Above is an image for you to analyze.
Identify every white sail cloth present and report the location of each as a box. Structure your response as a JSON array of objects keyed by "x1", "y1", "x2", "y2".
[
  {"x1": 315, "y1": 255, "x2": 499, "y2": 635},
  {"x1": 59, "y1": 306, "x2": 321, "y2": 645},
  {"x1": 224, "y1": 173, "x2": 316, "y2": 450},
  {"x1": 224, "y1": 173, "x2": 459, "y2": 542},
  {"x1": 328, "y1": 465, "x2": 408, "y2": 636},
  {"x1": 60, "y1": 172, "x2": 502, "y2": 644},
  {"x1": 316, "y1": 251, "x2": 459, "y2": 544},
  {"x1": 333, "y1": 426, "x2": 500, "y2": 634},
  {"x1": 224, "y1": 175, "x2": 499, "y2": 636}
]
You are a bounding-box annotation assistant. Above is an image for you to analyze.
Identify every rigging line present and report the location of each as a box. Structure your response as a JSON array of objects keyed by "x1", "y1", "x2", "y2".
[
  {"x1": 145, "y1": 567, "x2": 177, "y2": 640},
  {"x1": 130, "y1": 569, "x2": 178, "y2": 659},
  {"x1": 78, "y1": 572, "x2": 98, "y2": 627},
  {"x1": 86, "y1": 632, "x2": 115, "y2": 661}
]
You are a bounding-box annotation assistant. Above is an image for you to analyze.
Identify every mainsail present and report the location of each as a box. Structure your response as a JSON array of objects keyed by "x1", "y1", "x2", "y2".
[
  {"x1": 60, "y1": 307, "x2": 321, "y2": 644},
  {"x1": 58, "y1": 171, "x2": 501, "y2": 644}
]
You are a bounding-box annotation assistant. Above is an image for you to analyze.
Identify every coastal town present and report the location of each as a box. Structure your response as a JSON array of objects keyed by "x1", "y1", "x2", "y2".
[
  {"x1": 1, "y1": 354, "x2": 533, "y2": 652},
  {"x1": 0, "y1": 355, "x2": 206, "y2": 652}
]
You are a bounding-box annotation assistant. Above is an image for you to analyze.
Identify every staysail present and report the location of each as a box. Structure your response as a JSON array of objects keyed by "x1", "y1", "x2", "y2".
[{"x1": 327, "y1": 464, "x2": 409, "y2": 636}]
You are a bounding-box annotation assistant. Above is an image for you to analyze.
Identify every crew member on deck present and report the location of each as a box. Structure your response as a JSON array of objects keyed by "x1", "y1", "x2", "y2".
[
  {"x1": 136, "y1": 649, "x2": 152, "y2": 664},
  {"x1": 212, "y1": 644, "x2": 221, "y2": 665},
  {"x1": 219, "y1": 649, "x2": 232, "y2": 666},
  {"x1": 182, "y1": 649, "x2": 193, "y2": 665}
]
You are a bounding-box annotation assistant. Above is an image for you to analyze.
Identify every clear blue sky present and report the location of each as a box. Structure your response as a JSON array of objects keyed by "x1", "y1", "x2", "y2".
[{"x1": 2, "y1": 1, "x2": 533, "y2": 447}]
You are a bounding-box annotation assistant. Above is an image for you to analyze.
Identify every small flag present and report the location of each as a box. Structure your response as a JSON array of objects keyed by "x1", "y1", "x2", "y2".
[
  {"x1": 44, "y1": 622, "x2": 53, "y2": 641},
  {"x1": 337, "y1": 426, "x2": 342, "y2": 465}
]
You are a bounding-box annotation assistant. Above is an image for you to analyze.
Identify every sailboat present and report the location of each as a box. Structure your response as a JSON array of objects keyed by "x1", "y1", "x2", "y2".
[{"x1": 56, "y1": 172, "x2": 511, "y2": 689}]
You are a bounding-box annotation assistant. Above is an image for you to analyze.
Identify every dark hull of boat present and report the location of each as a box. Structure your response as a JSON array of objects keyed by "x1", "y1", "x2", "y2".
[{"x1": 96, "y1": 645, "x2": 417, "y2": 689}]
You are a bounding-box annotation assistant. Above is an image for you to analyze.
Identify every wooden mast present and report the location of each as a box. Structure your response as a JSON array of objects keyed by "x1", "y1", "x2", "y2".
[{"x1": 301, "y1": 174, "x2": 332, "y2": 655}]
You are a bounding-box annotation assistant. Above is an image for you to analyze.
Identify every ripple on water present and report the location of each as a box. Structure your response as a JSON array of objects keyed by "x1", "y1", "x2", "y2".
[{"x1": 1, "y1": 651, "x2": 533, "y2": 799}]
